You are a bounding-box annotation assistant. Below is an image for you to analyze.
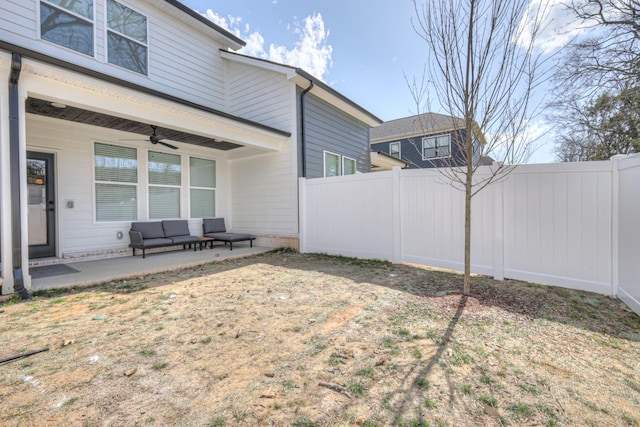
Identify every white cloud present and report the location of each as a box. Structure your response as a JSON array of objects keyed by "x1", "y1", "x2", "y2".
[
  {"x1": 201, "y1": 10, "x2": 333, "y2": 81},
  {"x1": 485, "y1": 119, "x2": 553, "y2": 164},
  {"x1": 518, "y1": 0, "x2": 588, "y2": 53}
]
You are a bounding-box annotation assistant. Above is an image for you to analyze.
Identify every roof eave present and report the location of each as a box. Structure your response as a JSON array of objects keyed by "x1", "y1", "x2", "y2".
[
  {"x1": 370, "y1": 151, "x2": 409, "y2": 169},
  {"x1": 163, "y1": 0, "x2": 245, "y2": 50},
  {"x1": 221, "y1": 50, "x2": 383, "y2": 127}
]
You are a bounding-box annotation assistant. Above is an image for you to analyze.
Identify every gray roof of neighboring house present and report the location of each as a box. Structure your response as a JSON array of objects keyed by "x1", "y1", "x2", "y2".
[{"x1": 370, "y1": 112, "x2": 465, "y2": 143}]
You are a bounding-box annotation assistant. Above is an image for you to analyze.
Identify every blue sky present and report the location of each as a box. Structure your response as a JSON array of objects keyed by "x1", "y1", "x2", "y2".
[{"x1": 180, "y1": 0, "x2": 587, "y2": 163}]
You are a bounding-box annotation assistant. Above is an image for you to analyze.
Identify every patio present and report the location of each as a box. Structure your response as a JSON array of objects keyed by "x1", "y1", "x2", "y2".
[{"x1": 27, "y1": 244, "x2": 270, "y2": 293}]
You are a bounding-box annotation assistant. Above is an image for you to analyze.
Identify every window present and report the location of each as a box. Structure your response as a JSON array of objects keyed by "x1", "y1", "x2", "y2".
[
  {"x1": 343, "y1": 157, "x2": 356, "y2": 175},
  {"x1": 40, "y1": 0, "x2": 94, "y2": 56},
  {"x1": 148, "y1": 151, "x2": 181, "y2": 219},
  {"x1": 190, "y1": 157, "x2": 216, "y2": 218},
  {"x1": 422, "y1": 134, "x2": 451, "y2": 159},
  {"x1": 389, "y1": 142, "x2": 401, "y2": 159},
  {"x1": 324, "y1": 151, "x2": 341, "y2": 177},
  {"x1": 94, "y1": 142, "x2": 137, "y2": 221},
  {"x1": 107, "y1": 0, "x2": 147, "y2": 74},
  {"x1": 324, "y1": 151, "x2": 359, "y2": 177}
]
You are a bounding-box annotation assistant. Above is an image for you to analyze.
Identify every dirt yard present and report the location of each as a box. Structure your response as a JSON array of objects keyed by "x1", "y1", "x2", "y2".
[{"x1": 1, "y1": 249, "x2": 639, "y2": 426}]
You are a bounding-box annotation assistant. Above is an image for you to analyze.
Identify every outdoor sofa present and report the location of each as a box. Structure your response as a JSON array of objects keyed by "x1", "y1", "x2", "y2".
[
  {"x1": 202, "y1": 218, "x2": 255, "y2": 250},
  {"x1": 129, "y1": 220, "x2": 200, "y2": 258}
]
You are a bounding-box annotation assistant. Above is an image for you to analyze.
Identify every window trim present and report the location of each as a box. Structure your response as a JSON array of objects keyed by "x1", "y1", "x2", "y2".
[
  {"x1": 189, "y1": 156, "x2": 217, "y2": 219},
  {"x1": 342, "y1": 156, "x2": 357, "y2": 175},
  {"x1": 421, "y1": 133, "x2": 452, "y2": 160},
  {"x1": 147, "y1": 150, "x2": 182, "y2": 219},
  {"x1": 323, "y1": 150, "x2": 342, "y2": 177},
  {"x1": 39, "y1": 0, "x2": 96, "y2": 57},
  {"x1": 389, "y1": 141, "x2": 401, "y2": 159},
  {"x1": 105, "y1": 0, "x2": 149, "y2": 75},
  {"x1": 93, "y1": 141, "x2": 139, "y2": 223}
]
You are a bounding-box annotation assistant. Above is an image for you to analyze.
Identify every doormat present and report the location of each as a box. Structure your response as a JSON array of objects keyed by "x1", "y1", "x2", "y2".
[{"x1": 30, "y1": 264, "x2": 80, "y2": 279}]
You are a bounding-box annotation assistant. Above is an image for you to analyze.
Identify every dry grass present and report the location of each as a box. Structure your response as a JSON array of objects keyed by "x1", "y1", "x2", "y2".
[{"x1": 1, "y1": 249, "x2": 639, "y2": 426}]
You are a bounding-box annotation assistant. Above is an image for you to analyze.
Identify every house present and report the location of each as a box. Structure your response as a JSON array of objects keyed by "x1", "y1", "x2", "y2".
[
  {"x1": 370, "y1": 112, "x2": 483, "y2": 169},
  {"x1": 0, "y1": 0, "x2": 381, "y2": 295},
  {"x1": 369, "y1": 151, "x2": 409, "y2": 172}
]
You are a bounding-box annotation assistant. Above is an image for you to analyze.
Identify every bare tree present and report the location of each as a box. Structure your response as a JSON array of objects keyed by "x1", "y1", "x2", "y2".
[
  {"x1": 410, "y1": 0, "x2": 549, "y2": 295},
  {"x1": 551, "y1": 0, "x2": 639, "y2": 160},
  {"x1": 562, "y1": 0, "x2": 639, "y2": 90}
]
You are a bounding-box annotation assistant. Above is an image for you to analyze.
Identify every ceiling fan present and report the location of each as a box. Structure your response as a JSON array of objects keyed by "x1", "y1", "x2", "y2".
[{"x1": 121, "y1": 125, "x2": 178, "y2": 150}]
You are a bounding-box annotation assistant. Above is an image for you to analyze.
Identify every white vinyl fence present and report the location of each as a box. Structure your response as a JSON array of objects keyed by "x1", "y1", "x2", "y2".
[{"x1": 299, "y1": 155, "x2": 640, "y2": 315}]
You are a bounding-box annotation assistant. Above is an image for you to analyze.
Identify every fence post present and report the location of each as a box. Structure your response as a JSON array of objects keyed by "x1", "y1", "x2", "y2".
[
  {"x1": 392, "y1": 167, "x2": 402, "y2": 264},
  {"x1": 610, "y1": 155, "x2": 622, "y2": 297},
  {"x1": 298, "y1": 177, "x2": 307, "y2": 254},
  {"x1": 492, "y1": 178, "x2": 505, "y2": 281}
]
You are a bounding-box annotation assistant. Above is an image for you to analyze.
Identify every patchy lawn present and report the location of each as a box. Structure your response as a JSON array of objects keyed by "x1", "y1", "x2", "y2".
[{"x1": 1, "y1": 250, "x2": 639, "y2": 426}]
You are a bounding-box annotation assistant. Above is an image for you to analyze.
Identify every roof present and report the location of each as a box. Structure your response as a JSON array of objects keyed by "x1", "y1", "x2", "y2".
[
  {"x1": 370, "y1": 112, "x2": 465, "y2": 143},
  {"x1": 220, "y1": 50, "x2": 383, "y2": 127},
  {"x1": 163, "y1": 0, "x2": 245, "y2": 50}
]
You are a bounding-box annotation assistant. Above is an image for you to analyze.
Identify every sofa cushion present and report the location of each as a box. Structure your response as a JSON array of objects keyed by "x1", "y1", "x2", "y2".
[
  {"x1": 138, "y1": 237, "x2": 174, "y2": 248},
  {"x1": 162, "y1": 220, "x2": 191, "y2": 237},
  {"x1": 203, "y1": 218, "x2": 226, "y2": 234},
  {"x1": 170, "y1": 235, "x2": 200, "y2": 245},
  {"x1": 131, "y1": 222, "x2": 165, "y2": 239},
  {"x1": 204, "y1": 232, "x2": 254, "y2": 243}
]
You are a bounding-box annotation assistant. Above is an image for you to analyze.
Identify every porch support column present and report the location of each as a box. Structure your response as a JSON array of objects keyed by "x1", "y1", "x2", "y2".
[
  {"x1": 0, "y1": 53, "x2": 13, "y2": 294},
  {"x1": 8, "y1": 53, "x2": 30, "y2": 298}
]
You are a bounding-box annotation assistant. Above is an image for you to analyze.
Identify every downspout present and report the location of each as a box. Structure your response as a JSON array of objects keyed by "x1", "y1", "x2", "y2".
[
  {"x1": 300, "y1": 80, "x2": 314, "y2": 178},
  {"x1": 9, "y1": 53, "x2": 30, "y2": 300}
]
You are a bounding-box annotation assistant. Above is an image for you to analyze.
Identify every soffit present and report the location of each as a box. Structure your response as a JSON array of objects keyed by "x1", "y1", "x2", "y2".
[{"x1": 26, "y1": 97, "x2": 242, "y2": 151}]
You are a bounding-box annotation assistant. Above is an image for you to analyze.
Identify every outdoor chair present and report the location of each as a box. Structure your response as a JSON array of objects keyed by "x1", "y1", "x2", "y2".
[{"x1": 202, "y1": 218, "x2": 255, "y2": 250}]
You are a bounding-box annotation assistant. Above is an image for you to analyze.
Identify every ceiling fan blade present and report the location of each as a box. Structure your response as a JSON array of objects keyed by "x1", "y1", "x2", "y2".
[{"x1": 158, "y1": 141, "x2": 178, "y2": 150}]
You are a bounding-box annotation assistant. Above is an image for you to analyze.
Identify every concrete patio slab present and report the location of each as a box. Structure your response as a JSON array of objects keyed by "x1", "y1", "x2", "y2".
[{"x1": 29, "y1": 245, "x2": 271, "y2": 293}]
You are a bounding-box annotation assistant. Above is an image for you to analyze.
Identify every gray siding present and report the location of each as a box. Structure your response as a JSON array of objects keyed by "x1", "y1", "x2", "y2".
[
  {"x1": 302, "y1": 93, "x2": 371, "y2": 179},
  {"x1": 371, "y1": 129, "x2": 469, "y2": 169}
]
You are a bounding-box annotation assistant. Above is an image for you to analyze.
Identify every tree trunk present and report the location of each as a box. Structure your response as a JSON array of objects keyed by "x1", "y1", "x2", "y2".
[{"x1": 463, "y1": 142, "x2": 473, "y2": 296}]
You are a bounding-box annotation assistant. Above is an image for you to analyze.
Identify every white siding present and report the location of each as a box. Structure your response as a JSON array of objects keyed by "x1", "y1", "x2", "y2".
[
  {"x1": 227, "y1": 61, "x2": 294, "y2": 131},
  {"x1": 229, "y1": 147, "x2": 298, "y2": 236},
  {"x1": 1, "y1": 0, "x2": 228, "y2": 110},
  {"x1": 26, "y1": 115, "x2": 231, "y2": 255},
  {"x1": 225, "y1": 62, "x2": 298, "y2": 236}
]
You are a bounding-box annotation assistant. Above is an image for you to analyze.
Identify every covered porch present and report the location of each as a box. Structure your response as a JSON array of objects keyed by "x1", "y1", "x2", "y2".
[{"x1": 0, "y1": 48, "x2": 295, "y2": 296}]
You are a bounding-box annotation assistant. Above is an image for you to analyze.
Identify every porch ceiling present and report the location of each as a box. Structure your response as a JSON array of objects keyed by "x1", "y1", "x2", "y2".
[{"x1": 25, "y1": 97, "x2": 243, "y2": 151}]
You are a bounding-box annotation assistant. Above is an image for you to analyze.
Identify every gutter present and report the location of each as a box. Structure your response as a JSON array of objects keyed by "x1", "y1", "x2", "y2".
[
  {"x1": 300, "y1": 80, "x2": 314, "y2": 178},
  {"x1": 8, "y1": 53, "x2": 30, "y2": 300}
]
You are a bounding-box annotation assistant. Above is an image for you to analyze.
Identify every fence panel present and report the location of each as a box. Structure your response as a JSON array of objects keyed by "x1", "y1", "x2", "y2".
[
  {"x1": 502, "y1": 163, "x2": 613, "y2": 294},
  {"x1": 299, "y1": 158, "x2": 639, "y2": 311},
  {"x1": 617, "y1": 155, "x2": 640, "y2": 315},
  {"x1": 300, "y1": 172, "x2": 395, "y2": 260},
  {"x1": 398, "y1": 168, "x2": 497, "y2": 276}
]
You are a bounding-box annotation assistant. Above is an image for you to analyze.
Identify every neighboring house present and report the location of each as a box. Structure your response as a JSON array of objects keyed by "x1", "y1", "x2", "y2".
[
  {"x1": 370, "y1": 112, "x2": 483, "y2": 169},
  {"x1": 0, "y1": 0, "x2": 381, "y2": 294},
  {"x1": 370, "y1": 151, "x2": 409, "y2": 172}
]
